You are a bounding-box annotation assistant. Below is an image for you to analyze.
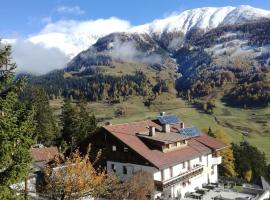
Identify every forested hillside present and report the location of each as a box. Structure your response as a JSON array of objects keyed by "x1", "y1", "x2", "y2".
[
  {"x1": 175, "y1": 19, "x2": 270, "y2": 107},
  {"x1": 29, "y1": 19, "x2": 270, "y2": 108}
]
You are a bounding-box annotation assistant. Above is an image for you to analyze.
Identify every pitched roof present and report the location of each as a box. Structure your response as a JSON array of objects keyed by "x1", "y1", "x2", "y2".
[
  {"x1": 31, "y1": 147, "x2": 59, "y2": 162},
  {"x1": 103, "y1": 120, "x2": 226, "y2": 169},
  {"x1": 194, "y1": 134, "x2": 228, "y2": 150}
]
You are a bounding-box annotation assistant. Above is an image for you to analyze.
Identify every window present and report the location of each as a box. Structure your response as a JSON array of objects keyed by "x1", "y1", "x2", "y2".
[
  {"x1": 182, "y1": 162, "x2": 185, "y2": 169},
  {"x1": 123, "y1": 166, "x2": 127, "y2": 174},
  {"x1": 112, "y1": 145, "x2": 116, "y2": 151},
  {"x1": 171, "y1": 143, "x2": 177, "y2": 148},
  {"x1": 124, "y1": 146, "x2": 128, "y2": 152},
  {"x1": 211, "y1": 166, "x2": 214, "y2": 175},
  {"x1": 111, "y1": 164, "x2": 116, "y2": 172},
  {"x1": 170, "y1": 167, "x2": 173, "y2": 178},
  {"x1": 188, "y1": 161, "x2": 191, "y2": 170}
]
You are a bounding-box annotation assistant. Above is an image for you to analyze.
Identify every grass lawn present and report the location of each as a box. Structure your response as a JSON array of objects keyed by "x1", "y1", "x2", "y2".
[{"x1": 50, "y1": 93, "x2": 270, "y2": 162}]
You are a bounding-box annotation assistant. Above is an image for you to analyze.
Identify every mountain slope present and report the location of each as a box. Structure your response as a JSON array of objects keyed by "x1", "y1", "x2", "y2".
[{"x1": 175, "y1": 19, "x2": 270, "y2": 107}]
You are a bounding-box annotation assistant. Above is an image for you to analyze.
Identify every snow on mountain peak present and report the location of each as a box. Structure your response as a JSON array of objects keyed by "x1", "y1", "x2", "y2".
[
  {"x1": 11, "y1": 5, "x2": 270, "y2": 59},
  {"x1": 130, "y1": 5, "x2": 270, "y2": 35},
  {"x1": 5, "y1": 5, "x2": 270, "y2": 74}
]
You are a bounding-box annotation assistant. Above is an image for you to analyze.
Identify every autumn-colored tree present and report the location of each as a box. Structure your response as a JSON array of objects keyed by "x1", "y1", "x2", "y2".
[
  {"x1": 40, "y1": 146, "x2": 116, "y2": 199},
  {"x1": 244, "y1": 169, "x2": 252, "y2": 182},
  {"x1": 127, "y1": 170, "x2": 155, "y2": 200},
  {"x1": 213, "y1": 129, "x2": 237, "y2": 177},
  {"x1": 111, "y1": 170, "x2": 155, "y2": 200}
]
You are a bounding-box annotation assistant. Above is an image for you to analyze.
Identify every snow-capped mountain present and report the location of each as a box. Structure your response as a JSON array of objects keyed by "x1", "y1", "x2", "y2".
[
  {"x1": 4, "y1": 5, "x2": 270, "y2": 75},
  {"x1": 9, "y1": 5, "x2": 270, "y2": 59},
  {"x1": 130, "y1": 5, "x2": 270, "y2": 35}
]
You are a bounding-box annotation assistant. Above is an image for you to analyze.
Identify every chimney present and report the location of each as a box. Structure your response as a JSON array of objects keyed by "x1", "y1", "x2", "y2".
[
  {"x1": 105, "y1": 121, "x2": 112, "y2": 126},
  {"x1": 149, "y1": 126, "x2": 156, "y2": 137},
  {"x1": 162, "y1": 124, "x2": 170, "y2": 133},
  {"x1": 180, "y1": 122, "x2": 185, "y2": 129}
]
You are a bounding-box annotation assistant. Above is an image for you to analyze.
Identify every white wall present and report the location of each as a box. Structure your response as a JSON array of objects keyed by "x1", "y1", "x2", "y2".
[
  {"x1": 107, "y1": 161, "x2": 158, "y2": 181},
  {"x1": 161, "y1": 154, "x2": 209, "y2": 181},
  {"x1": 108, "y1": 152, "x2": 221, "y2": 199}
]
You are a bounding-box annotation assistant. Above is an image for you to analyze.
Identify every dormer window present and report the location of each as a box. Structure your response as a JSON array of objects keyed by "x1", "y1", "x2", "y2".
[{"x1": 112, "y1": 145, "x2": 117, "y2": 151}]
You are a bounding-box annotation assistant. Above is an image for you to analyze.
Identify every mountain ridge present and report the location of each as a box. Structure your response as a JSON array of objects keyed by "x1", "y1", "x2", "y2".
[{"x1": 6, "y1": 5, "x2": 270, "y2": 60}]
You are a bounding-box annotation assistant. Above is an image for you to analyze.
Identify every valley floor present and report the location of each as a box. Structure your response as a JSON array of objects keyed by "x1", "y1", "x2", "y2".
[{"x1": 50, "y1": 93, "x2": 270, "y2": 162}]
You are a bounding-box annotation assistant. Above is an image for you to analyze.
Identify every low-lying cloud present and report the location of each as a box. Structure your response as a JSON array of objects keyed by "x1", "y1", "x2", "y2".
[
  {"x1": 168, "y1": 37, "x2": 184, "y2": 50},
  {"x1": 109, "y1": 37, "x2": 162, "y2": 65},
  {"x1": 11, "y1": 39, "x2": 69, "y2": 75}
]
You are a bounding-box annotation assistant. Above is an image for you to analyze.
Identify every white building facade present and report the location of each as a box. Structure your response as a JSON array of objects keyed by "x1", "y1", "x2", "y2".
[{"x1": 107, "y1": 153, "x2": 222, "y2": 199}]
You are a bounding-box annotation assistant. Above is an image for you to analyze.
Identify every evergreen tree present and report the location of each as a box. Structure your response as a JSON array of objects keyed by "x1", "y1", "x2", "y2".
[
  {"x1": 60, "y1": 98, "x2": 97, "y2": 146},
  {"x1": 61, "y1": 98, "x2": 76, "y2": 144},
  {"x1": 232, "y1": 141, "x2": 267, "y2": 181},
  {"x1": 207, "y1": 126, "x2": 214, "y2": 137},
  {"x1": 76, "y1": 99, "x2": 97, "y2": 141},
  {"x1": 0, "y1": 42, "x2": 36, "y2": 198},
  {"x1": 22, "y1": 86, "x2": 59, "y2": 145}
]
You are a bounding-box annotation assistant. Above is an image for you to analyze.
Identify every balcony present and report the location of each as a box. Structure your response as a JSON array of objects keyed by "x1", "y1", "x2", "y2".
[
  {"x1": 212, "y1": 156, "x2": 222, "y2": 165},
  {"x1": 155, "y1": 165, "x2": 204, "y2": 191}
]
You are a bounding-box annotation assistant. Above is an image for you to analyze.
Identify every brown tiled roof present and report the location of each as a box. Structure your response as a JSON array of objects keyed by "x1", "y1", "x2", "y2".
[
  {"x1": 103, "y1": 120, "x2": 226, "y2": 169},
  {"x1": 194, "y1": 134, "x2": 228, "y2": 150},
  {"x1": 31, "y1": 147, "x2": 59, "y2": 162}
]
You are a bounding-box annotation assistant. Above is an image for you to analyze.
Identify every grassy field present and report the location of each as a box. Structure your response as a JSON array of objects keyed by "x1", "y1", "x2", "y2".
[{"x1": 50, "y1": 93, "x2": 270, "y2": 162}]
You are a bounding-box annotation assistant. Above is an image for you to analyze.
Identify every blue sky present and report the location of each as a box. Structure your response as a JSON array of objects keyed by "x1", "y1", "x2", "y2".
[{"x1": 1, "y1": 0, "x2": 270, "y2": 37}]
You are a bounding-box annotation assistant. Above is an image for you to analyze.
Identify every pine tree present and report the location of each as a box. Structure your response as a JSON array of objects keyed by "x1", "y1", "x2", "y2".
[
  {"x1": 0, "y1": 42, "x2": 36, "y2": 198},
  {"x1": 61, "y1": 98, "x2": 76, "y2": 144},
  {"x1": 232, "y1": 142, "x2": 267, "y2": 181},
  {"x1": 61, "y1": 98, "x2": 97, "y2": 146},
  {"x1": 22, "y1": 86, "x2": 59, "y2": 145},
  {"x1": 76, "y1": 99, "x2": 97, "y2": 141},
  {"x1": 207, "y1": 126, "x2": 214, "y2": 137}
]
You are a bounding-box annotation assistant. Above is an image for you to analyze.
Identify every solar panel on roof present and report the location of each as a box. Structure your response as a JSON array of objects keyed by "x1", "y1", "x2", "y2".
[
  {"x1": 178, "y1": 127, "x2": 200, "y2": 137},
  {"x1": 158, "y1": 115, "x2": 180, "y2": 125}
]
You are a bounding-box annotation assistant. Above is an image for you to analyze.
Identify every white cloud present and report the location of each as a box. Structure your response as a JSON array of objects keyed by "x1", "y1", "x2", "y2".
[
  {"x1": 30, "y1": 17, "x2": 132, "y2": 57},
  {"x1": 56, "y1": 6, "x2": 85, "y2": 15},
  {"x1": 109, "y1": 36, "x2": 161, "y2": 65},
  {"x1": 11, "y1": 39, "x2": 69, "y2": 75},
  {"x1": 5, "y1": 17, "x2": 132, "y2": 74},
  {"x1": 40, "y1": 17, "x2": 131, "y2": 35}
]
